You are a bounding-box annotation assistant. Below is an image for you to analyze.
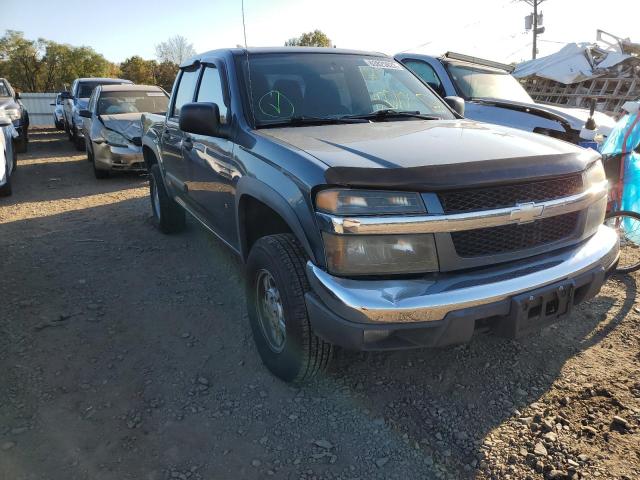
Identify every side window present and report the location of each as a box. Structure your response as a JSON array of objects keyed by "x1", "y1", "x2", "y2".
[
  {"x1": 403, "y1": 60, "x2": 446, "y2": 98},
  {"x1": 88, "y1": 90, "x2": 98, "y2": 113},
  {"x1": 196, "y1": 66, "x2": 228, "y2": 124},
  {"x1": 171, "y1": 68, "x2": 200, "y2": 118}
]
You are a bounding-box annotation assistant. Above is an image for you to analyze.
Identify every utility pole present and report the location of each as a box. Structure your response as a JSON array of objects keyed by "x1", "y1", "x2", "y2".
[{"x1": 523, "y1": 0, "x2": 546, "y2": 59}]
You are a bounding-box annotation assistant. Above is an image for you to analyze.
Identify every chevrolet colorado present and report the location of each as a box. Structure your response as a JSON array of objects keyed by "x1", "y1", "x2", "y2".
[{"x1": 142, "y1": 47, "x2": 619, "y2": 382}]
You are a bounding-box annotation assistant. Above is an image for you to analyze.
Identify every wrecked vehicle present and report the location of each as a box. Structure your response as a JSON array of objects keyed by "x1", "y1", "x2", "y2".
[
  {"x1": 395, "y1": 52, "x2": 616, "y2": 145},
  {"x1": 0, "y1": 78, "x2": 29, "y2": 153},
  {"x1": 142, "y1": 47, "x2": 619, "y2": 382},
  {"x1": 79, "y1": 84, "x2": 169, "y2": 178},
  {"x1": 0, "y1": 112, "x2": 18, "y2": 196},
  {"x1": 62, "y1": 77, "x2": 133, "y2": 151}
]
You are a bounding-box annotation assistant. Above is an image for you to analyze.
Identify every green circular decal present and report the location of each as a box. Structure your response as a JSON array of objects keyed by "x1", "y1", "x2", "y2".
[{"x1": 258, "y1": 90, "x2": 295, "y2": 118}]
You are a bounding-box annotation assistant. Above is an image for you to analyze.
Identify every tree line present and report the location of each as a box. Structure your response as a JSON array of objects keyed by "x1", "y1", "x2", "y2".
[
  {"x1": 0, "y1": 29, "x2": 333, "y2": 94},
  {"x1": 0, "y1": 31, "x2": 195, "y2": 93}
]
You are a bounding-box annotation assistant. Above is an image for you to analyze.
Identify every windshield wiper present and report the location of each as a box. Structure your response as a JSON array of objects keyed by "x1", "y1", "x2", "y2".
[
  {"x1": 342, "y1": 110, "x2": 441, "y2": 121},
  {"x1": 258, "y1": 115, "x2": 368, "y2": 128}
]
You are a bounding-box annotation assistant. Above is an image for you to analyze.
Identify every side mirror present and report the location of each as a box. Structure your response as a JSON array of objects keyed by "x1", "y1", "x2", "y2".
[
  {"x1": 444, "y1": 96, "x2": 465, "y2": 117},
  {"x1": 60, "y1": 91, "x2": 72, "y2": 100},
  {"x1": 50, "y1": 103, "x2": 56, "y2": 106},
  {"x1": 179, "y1": 102, "x2": 224, "y2": 137},
  {"x1": 79, "y1": 109, "x2": 92, "y2": 118},
  {"x1": 14, "y1": 92, "x2": 20, "y2": 100}
]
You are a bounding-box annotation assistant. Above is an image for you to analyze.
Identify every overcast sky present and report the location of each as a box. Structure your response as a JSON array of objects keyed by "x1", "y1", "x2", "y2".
[{"x1": 1, "y1": 0, "x2": 637, "y2": 64}]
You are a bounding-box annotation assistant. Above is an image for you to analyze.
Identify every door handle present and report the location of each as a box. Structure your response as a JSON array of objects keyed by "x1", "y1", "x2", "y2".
[{"x1": 181, "y1": 136, "x2": 193, "y2": 151}]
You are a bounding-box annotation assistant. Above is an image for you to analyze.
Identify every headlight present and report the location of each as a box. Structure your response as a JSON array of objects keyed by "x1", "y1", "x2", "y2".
[
  {"x1": 3, "y1": 108, "x2": 20, "y2": 120},
  {"x1": 323, "y1": 233, "x2": 438, "y2": 276},
  {"x1": 316, "y1": 189, "x2": 426, "y2": 216},
  {"x1": 101, "y1": 128, "x2": 128, "y2": 147},
  {"x1": 585, "y1": 159, "x2": 606, "y2": 189}
]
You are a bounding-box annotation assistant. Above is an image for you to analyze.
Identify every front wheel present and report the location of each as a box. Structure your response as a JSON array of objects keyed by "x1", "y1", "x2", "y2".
[
  {"x1": 246, "y1": 234, "x2": 332, "y2": 383},
  {"x1": 604, "y1": 210, "x2": 640, "y2": 274}
]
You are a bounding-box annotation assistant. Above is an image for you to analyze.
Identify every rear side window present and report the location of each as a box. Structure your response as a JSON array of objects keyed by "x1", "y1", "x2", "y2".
[
  {"x1": 196, "y1": 66, "x2": 228, "y2": 124},
  {"x1": 172, "y1": 68, "x2": 200, "y2": 118},
  {"x1": 402, "y1": 59, "x2": 446, "y2": 98}
]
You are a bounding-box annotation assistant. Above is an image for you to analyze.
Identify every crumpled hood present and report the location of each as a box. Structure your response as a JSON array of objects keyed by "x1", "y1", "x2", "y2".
[
  {"x1": 259, "y1": 120, "x2": 599, "y2": 190},
  {"x1": 0, "y1": 97, "x2": 18, "y2": 110},
  {"x1": 99, "y1": 113, "x2": 143, "y2": 140},
  {"x1": 540, "y1": 104, "x2": 616, "y2": 135},
  {"x1": 473, "y1": 97, "x2": 616, "y2": 135}
]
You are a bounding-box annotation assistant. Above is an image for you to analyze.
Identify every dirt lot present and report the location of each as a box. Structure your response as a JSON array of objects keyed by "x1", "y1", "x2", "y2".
[{"x1": 1, "y1": 128, "x2": 639, "y2": 480}]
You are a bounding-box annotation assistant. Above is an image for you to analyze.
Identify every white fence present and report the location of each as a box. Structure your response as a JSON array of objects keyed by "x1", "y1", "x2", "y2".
[{"x1": 20, "y1": 93, "x2": 57, "y2": 127}]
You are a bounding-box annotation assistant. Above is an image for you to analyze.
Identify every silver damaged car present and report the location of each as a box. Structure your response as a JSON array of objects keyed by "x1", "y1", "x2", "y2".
[{"x1": 80, "y1": 84, "x2": 169, "y2": 178}]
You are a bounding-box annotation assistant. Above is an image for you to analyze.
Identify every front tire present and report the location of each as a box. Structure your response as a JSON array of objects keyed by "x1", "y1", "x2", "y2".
[
  {"x1": 246, "y1": 234, "x2": 332, "y2": 383},
  {"x1": 149, "y1": 163, "x2": 185, "y2": 233}
]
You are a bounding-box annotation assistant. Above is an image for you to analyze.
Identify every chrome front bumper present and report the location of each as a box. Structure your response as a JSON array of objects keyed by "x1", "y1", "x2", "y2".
[{"x1": 306, "y1": 225, "x2": 619, "y2": 326}]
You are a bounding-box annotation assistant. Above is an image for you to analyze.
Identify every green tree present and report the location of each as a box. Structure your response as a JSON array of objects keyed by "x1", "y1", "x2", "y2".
[
  {"x1": 152, "y1": 61, "x2": 179, "y2": 92},
  {"x1": 120, "y1": 55, "x2": 154, "y2": 84},
  {"x1": 0, "y1": 30, "x2": 117, "y2": 92},
  {"x1": 285, "y1": 30, "x2": 332, "y2": 47}
]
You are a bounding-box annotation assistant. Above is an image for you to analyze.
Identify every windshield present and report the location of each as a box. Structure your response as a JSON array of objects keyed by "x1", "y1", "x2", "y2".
[
  {"x1": 236, "y1": 53, "x2": 454, "y2": 126},
  {"x1": 78, "y1": 81, "x2": 129, "y2": 99},
  {"x1": 97, "y1": 90, "x2": 169, "y2": 115},
  {"x1": 447, "y1": 63, "x2": 533, "y2": 103},
  {"x1": 0, "y1": 81, "x2": 10, "y2": 97}
]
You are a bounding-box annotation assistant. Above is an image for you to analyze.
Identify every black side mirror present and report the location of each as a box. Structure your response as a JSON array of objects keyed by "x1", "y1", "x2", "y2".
[
  {"x1": 79, "y1": 109, "x2": 92, "y2": 118},
  {"x1": 60, "y1": 91, "x2": 72, "y2": 100},
  {"x1": 444, "y1": 96, "x2": 465, "y2": 117},
  {"x1": 14, "y1": 92, "x2": 20, "y2": 100},
  {"x1": 179, "y1": 102, "x2": 224, "y2": 137}
]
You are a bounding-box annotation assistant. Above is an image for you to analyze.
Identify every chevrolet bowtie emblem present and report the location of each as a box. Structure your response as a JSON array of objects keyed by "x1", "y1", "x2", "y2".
[{"x1": 510, "y1": 202, "x2": 545, "y2": 224}]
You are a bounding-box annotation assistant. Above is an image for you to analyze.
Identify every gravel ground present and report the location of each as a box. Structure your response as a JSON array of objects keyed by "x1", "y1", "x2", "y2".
[{"x1": 1, "y1": 129, "x2": 639, "y2": 480}]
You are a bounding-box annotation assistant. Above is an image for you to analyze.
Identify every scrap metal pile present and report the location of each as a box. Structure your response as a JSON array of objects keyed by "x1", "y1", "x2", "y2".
[{"x1": 514, "y1": 30, "x2": 640, "y2": 116}]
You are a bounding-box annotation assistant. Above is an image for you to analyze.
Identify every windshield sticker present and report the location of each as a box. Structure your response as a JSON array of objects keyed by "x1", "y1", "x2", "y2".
[
  {"x1": 146, "y1": 92, "x2": 165, "y2": 96},
  {"x1": 258, "y1": 90, "x2": 295, "y2": 118},
  {"x1": 364, "y1": 59, "x2": 403, "y2": 70}
]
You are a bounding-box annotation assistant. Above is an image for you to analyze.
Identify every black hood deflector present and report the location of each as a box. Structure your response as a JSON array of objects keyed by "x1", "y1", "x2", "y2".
[{"x1": 325, "y1": 153, "x2": 594, "y2": 191}]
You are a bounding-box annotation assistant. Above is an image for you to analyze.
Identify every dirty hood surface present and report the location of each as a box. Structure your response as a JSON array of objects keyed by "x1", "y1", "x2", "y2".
[
  {"x1": 259, "y1": 120, "x2": 599, "y2": 189},
  {"x1": 99, "y1": 113, "x2": 143, "y2": 140}
]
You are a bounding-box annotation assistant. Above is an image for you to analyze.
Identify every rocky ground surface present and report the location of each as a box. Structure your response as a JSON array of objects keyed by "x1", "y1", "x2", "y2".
[{"x1": 1, "y1": 129, "x2": 639, "y2": 480}]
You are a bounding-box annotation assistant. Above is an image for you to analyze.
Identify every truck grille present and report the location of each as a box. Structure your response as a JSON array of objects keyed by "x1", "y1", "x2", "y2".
[
  {"x1": 438, "y1": 175, "x2": 583, "y2": 214},
  {"x1": 451, "y1": 212, "x2": 580, "y2": 257}
]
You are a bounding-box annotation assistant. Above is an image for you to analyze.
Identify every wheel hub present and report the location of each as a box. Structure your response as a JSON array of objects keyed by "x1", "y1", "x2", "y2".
[{"x1": 256, "y1": 269, "x2": 286, "y2": 353}]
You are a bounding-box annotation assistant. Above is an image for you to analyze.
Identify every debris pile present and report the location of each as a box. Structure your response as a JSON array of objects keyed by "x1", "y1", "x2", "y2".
[{"x1": 514, "y1": 30, "x2": 640, "y2": 116}]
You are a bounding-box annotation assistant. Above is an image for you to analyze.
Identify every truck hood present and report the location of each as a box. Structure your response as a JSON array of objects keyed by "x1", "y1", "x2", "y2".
[
  {"x1": 472, "y1": 97, "x2": 616, "y2": 135},
  {"x1": 99, "y1": 113, "x2": 143, "y2": 141},
  {"x1": 259, "y1": 120, "x2": 600, "y2": 190}
]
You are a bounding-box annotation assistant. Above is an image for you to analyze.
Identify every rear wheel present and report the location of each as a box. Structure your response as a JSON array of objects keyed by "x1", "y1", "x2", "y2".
[
  {"x1": 246, "y1": 234, "x2": 332, "y2": 383},
  {"x1": 605, "y1": 210, "x2": 640, "y2": 274},
  {"x1": 149, "y1": 163, "x2": 185, "y2": 233}
]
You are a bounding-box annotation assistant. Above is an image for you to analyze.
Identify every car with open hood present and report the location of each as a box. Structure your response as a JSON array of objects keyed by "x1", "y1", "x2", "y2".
[
  {"x1": 0, "y1": 78, "x2": 29, "y2": 153},
  {"x1": 80, "y1": 84, "x2": 169, "y2": 178},
  {"x1": 141, "y1": 47, "x2": 619, "y2": 383},
  {"x1": 61, "y1": 77, "x2": 133, "y2": 150},
  {"x1": 395, "y1": 52, "x2": 616, "y2": 145}
]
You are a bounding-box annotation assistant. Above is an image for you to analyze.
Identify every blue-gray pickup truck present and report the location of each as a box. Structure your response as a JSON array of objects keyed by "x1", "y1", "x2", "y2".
[{"x1": 141, "y1": 47, "x2": 619, "y2": 382}]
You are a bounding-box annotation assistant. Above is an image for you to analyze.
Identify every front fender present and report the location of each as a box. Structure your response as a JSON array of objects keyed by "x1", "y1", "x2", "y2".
[{"x1": 235, "y1": 176, "x2": 322, "y2": 265}]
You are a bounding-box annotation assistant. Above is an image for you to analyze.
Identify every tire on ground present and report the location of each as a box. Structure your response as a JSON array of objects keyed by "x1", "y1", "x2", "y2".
[
  {"x1": 149, "y1": 163, "x2": 185, "y2": 233},
  {"x1": 246, "y1": 233, "x2": 332, "y2": 383}
]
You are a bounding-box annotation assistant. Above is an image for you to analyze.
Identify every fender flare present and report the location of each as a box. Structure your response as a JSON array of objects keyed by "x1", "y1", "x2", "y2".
[{"x1": 235, "y1": 176, "x2": 317, "y2": 264}]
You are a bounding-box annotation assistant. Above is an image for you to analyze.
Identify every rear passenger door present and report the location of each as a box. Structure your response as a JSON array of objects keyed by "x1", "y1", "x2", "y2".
[
  {"x1": 186, "y1": 63, "x2": 238, "y2": 247},
  {"x1": 160, "y1": 66, "x2": 200, "y2": 202}
]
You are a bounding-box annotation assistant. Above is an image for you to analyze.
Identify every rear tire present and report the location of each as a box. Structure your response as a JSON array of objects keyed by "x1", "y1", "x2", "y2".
[
  {"x1": 75, "y1": 135, "x2": 85, "y2": 151},
  {"x1": 246, "y1": 234, "x2": 332, "y2": 383},
  {"x1": 149, "y1": 163, "x2": 185, "y2": 233}
]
